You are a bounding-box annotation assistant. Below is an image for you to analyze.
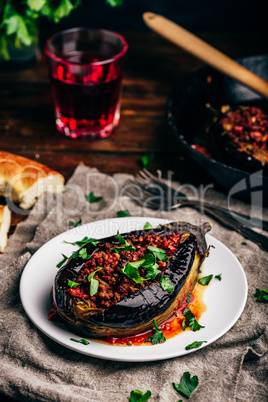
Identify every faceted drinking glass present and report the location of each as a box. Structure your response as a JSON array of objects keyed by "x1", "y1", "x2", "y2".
[{"x1": 45, "y1": 28, "x2": 128, "y2": 139}]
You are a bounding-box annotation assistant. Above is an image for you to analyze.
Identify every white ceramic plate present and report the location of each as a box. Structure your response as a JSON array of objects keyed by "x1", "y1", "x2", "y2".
[{"x1": 20, "y1": 217, "x2": 247, "y2": 362}]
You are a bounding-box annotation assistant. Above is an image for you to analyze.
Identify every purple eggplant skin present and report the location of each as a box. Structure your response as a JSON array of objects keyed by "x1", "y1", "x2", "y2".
[{"x1": 53, "y1": 221, "x2": 212, "y2": 338}]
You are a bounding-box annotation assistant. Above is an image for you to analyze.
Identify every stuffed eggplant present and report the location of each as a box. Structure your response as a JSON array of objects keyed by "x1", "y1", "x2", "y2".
[{"x1": 53, "y1": 221, "x2": 212, "y2": 338}]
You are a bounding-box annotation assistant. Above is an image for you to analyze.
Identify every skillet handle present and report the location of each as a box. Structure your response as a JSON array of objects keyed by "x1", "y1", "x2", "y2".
[{"x1": 143, "y1": 12, "x2": 268, "y2": 99}]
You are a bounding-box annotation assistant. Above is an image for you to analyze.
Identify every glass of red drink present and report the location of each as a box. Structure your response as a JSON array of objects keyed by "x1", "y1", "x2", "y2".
[{"x1": 45, "y1": 28, "x2": 128, "y2": 139}]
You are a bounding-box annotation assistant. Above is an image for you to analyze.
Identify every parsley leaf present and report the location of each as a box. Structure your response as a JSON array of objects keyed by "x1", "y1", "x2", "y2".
[
  {"x1": 254, "y1": 288, "x2": 268, "y2": 303},
  {"x1": 86, "y1": 191, "x2": 103, "y2": 203},
  {"x1": 215, "y1": 273, "x2": 222, "y2": 281},
  {"x1": 181, "y1": 318, "x2": 187, "y2": 331},
  {"x1": 183, "y1": 307, "x2": 205, "y2": 332},
  {"x1": 186, "y1": 293, "x2": 192, "y2": 303},
  {"x1": 70, "y1": 338, "x2": 90, "y2": 345},
  {"x1": 121, "y1": 262, "x2": 146, "y2": 284},
  {"x1": 117, "y1": 209, "x2": 132, "y2": 217},
  {"x1": 106, "y1": 0, "x2": 123, "y2": 7},
  {"x1": 68, "y1": 218, "x2": 82, "y2": 228},
  {"x1": 241, "y1": 241, "x2": 248, "y2": 245},
  {"x1": 129, "y1": 389, "x2": 151, "y2": 402},
  {"x1": 57, "y1": 254, "x2": 68, "y2": 268},
  {"x1": 144, "y1": 222, "x2": 153, "y2": 230},
  {"x1": 72, "y1": 247, "x2": 91, "y2": 260},
  {"x1": 198, "y1": 274, "x2": 213, "y2": 286},
  {"x1": 173, "y1": 372, "x2": 199, "y2": 398},
  {"x1": 160, "y1": 277, "x2": 174, "y2": 293},
  {"x1": 87, "y1": 267, "x2": 102, "y2": 296},
  {"x1": 147, "y1": 246, "x2": 167, "y2": 261},
  {"x1": 144, "y1": 262, "x2": 161, "y2": 280},
  {"x1": 64, "y1": 237, "x2": 100, "y2": 247},
  {"x1": 67, "y1": 279, "x2": 81, "y2": 288},
  {"x1": 145, "y1": 319, "x2": 166, "y2": 345},
  {"x1": 140, "y1": 153, "x2": 154, "y2": 170},
  {"x1": 185, "y1": 340, "x2": 207, "y2": 350},
  {"x1": 111, "y1": 233, "x2": 135, "y2": 253}
]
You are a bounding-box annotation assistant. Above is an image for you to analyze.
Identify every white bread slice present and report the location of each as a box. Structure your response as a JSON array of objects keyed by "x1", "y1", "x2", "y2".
[
  {"x1": 0, "y1": 152, "x2": 65, "y2": 209},
  {"x1": 0, "y1": 205, "x2": 11, "y2": 253}
]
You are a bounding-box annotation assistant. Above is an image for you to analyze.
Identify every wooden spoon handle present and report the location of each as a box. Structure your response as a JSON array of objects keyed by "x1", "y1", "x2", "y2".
[{"x1": 143, "y1": 12, "x2": 268, "y2": 99}]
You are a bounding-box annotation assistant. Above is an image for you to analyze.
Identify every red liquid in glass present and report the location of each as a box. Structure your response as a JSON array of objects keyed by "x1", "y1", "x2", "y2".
[{"x1": 51, "y1": 51, "x2": 123, "y2": 138}]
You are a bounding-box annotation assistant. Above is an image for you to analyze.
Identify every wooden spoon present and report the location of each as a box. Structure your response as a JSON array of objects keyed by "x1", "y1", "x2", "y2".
[{"x1": 143, "y1": 12, "x2": 268, "y2": 99}]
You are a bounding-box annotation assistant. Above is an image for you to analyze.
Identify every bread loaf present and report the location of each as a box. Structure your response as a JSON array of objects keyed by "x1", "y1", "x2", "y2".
[{"x1": 0, "y1": 152, "x2": 65, "y2": 209}]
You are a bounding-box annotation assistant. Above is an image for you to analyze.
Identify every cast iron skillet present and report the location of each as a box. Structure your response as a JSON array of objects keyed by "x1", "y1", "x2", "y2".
[{"x1": 166, "y1": 55, "x2": 268, "y2": 202}]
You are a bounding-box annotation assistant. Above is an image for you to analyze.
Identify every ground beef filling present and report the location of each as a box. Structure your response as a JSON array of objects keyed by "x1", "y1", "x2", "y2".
[{"x1": 66, "y1": 232, "x2": 182, "y2": 309}]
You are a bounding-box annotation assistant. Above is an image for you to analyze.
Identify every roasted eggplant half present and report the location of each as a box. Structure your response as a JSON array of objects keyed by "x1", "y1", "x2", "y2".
[{"x1": 53, "y1": 221, "x2": 212, "y2": 338}]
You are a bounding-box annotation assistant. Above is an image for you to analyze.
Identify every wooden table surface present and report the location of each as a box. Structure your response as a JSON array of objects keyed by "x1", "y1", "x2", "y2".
[{"x1": 0, "y1": 30, "x2": 267, "y2": 402}]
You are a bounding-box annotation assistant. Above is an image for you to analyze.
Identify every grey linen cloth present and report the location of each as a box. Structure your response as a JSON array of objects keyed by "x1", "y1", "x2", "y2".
[{"x1": 0, "y1": 164, "x2": 267, "y2": 402}]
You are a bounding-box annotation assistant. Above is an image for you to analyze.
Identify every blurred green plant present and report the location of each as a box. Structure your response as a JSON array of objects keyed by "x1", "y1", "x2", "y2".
[{"x1": 0, "y1": 0, "x2": 123, "y2": 60}]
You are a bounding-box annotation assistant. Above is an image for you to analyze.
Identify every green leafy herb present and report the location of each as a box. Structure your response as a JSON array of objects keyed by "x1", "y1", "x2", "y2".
[
  {"x1": 86, "y1": 191, "x2": 103, "y2": 203},
  {"x1": 22, "y1": 362, "x2": 26, "y2": 367},
  {"x1": 64, "y1": 237, "x2": 100, "y2": 247},
  {"x1": 144, "y1": 262, "x2": 161, "y2": 280},
  {"x1": 181, "y1": 318, "x2": 187, "y2": 331},
  {"x1": 106, "y1": 0, "x2": 123, "y2": 7},
  {"x1": 117, "y1": 209, "x2": 132, "y2": 217},
  {"x1": 68, "y1": 218, "x2": 82, "y2": 228},
  {"x1": 70, "y1": 338, "x2": 90, "y2": 345},
  {"x1": 87, "y1": 267, "x2": 102, "y2": 296},
  {"x1": 57, "y1": 254, "x2": 68, "y2": 268},
  {"x1": 185, "y1": 340, "x2": 207, "y2": 350},
  {"x1": 0, "y1": 0, "x2": 81, "y2": 60},
  {"x1": 111, "y1": 232, "x2": 135, "y2": 253},
  {"x1": 173, "y1": 372, "x2": 199, "y2": 398},
  {"x1": 145, "y1": 319, "x2": 166, "y2": 345},
  {"x1": 67, "y1": 279, "x2": 81, "y2": 288},
  {"x1": 129, "y1": 389, "x2": 151, "y2": 402},
  {"x1": 186, "y1": 293, "x2": 192, "y2": 304},
  {"x1": 147, "y1": 246, "x2": 167, "y2": 261},
  {"x1": 160, "y1": 277, "x2": 174, "y2": 293},
  {"x1": 198, "y1": 274, "x2": 213, "y2": 286},
  {"x1": 144, "y1": 222, "x2": 153, "y2": 230},
  {"x1": 121, "y1": 262, "x2": 146, "y2": 284},
  {"x1": 254, "y1": 288, "x2": 268, "y2": 303},
  {"x1": 241, "y1": 241, "x2": 248, "y2": 246},
  {"x1": 140, "y1": 153, "x2": 154, "y2": 170},
  {"x1": 183, "y1": 307, "x2": 205, "y2": 332},
  {"x1": 72, "y1": 247, "x2": 91, "y2": 260},
  {"x1": 215, "y1": 273, "x2": 222, "y2": 281}
]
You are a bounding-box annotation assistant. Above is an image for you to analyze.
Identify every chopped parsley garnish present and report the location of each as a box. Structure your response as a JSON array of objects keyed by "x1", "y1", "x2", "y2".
[
  {"x1": 87, "y1": 267, "x2": 102, "y2": 296},
  {"x1": 186, "y1": 293, "x2": 192, "y2": 303},
  {"x1": 181, "y1": 318, "x2": 187, "y2": 331},
  {"x1": 254, "y1": 288, "x2": 268, "y2": 303},
  {"x1": 129, "y1": 389, "x2": 151, "y2": 402},
  {"x1": 72, "y1": 247, "x2": 91, "y2": 260},
  {"x1": 68, "y1": 218, "x2": 82, "y2": 228},
  {"x1": 198, "y1": 274, "x2": 213, "y2": 286},
  {"x1": 173, "y1": 372, "x2": 199, "y2": 398},
  {"x1": 86, "y1": 191, "x2": 103, "y2": 203},
  {"x1": 147, "y1": 246, "x2": 167, "y2": 261},
  {"x1": 117, "y1": 209, "x2": 132, "y2": 217},
  {"x1": 121, "y1": 261, "x2": 146, "y2": 284},
  {"x1": 57, "y1": 254, "x2": 68, "y2": 268},
  {"x1": 70, "y1": 338, "x2": 90, "y2": 345},
  {"x1": 64, "y1": 237, "x2": 100, "y2": 247},
  {"x1": 185, "y1": 340, "x2": 207, "y2": 350},
  {"x1": 144, "y1": 222, "x2": 153, "y2": 230},
  {"x1": 215, "y1": 273, "x2": 222, "y2": 281},
  {"x1": 145, "y1": 319, "x2": 166, "y2": 345},
  {"x1": 67, "y1": 279, "x2": 81, "y2": 288},
  {"x1": 241, "y1": 241, "x2": 248, "y2": 246},
  {"x1": 160, "y1": 276, "x2": 174, "y2": 293},
  {"x1": 140, "y1": 152, "x2": 154, "y2": 170},
  {"x1": 183, "y1": 307, "x2": 205, "y2": 332},
  {"x1": 111, "y1": 232, "x2": 136, "y2": 253},
  {"x1": 121, "y1": 253, "x2": 161, "y2": 283},
  {"x1": 22, "y1": 362, "x2": 26, "y2": 367}
]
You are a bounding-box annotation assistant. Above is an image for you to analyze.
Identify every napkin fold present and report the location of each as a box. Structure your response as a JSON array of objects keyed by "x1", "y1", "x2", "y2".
[{"x1": 0, "y1": 164, "x2": 267, "y2": 402}]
